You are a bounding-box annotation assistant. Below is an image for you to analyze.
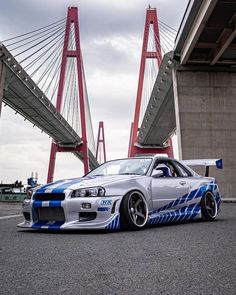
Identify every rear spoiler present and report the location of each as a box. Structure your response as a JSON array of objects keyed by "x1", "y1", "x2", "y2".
[{"x1": 181, "y1": 159, "x2": 223, "y2": 177}]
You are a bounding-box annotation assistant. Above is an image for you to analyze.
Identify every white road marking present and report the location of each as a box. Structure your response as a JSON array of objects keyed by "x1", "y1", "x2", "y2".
[{"x1": 0, "y1": 214, "x2": 22, "y2": 220}]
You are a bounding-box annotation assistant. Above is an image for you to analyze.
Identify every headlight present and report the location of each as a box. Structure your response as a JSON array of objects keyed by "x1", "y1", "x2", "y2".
[{"x1": 71, "y1": 187, "x2": 105, "y2": 198}]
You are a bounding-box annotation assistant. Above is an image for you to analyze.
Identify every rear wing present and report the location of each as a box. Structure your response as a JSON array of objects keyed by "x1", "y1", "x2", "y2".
[{"x1": 181, "y1": 159, "x2": 223, "y2": 177}]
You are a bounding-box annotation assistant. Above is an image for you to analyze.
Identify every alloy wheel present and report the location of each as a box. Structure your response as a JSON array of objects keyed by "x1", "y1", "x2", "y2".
[
  {"x1": 205, "y1": 192, "x2": 217, "y2": 218},
  {"x1": 128, "y1": 192, "x2": 148, "y2": 227}
]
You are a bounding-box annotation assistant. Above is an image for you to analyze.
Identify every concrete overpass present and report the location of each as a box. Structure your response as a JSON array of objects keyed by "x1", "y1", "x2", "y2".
[
  {"x1": 139, "y1": 0, "x2": 236, "y2": 198},
  {"x1": 174, "y1": 0, "x2": 236, "y2": 65}
]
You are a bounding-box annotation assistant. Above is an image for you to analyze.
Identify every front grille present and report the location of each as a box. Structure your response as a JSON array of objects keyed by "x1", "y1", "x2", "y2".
[
  {"x1": 34, "y1": 193, "x2": 65, "y2": 201},
  {"x1": 37, "y1": 207, "x2": 65, "y2": 222}
]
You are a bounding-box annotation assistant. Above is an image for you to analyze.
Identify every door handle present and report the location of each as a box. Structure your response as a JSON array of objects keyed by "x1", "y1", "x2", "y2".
[{"x1": 179, "y1": 181, "x2": 186, "y2": 186}]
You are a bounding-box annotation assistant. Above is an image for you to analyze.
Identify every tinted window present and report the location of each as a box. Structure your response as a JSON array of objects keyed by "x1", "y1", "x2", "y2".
[{"x1": 174, "y1": 161, "x2": 193, "y2": 177}]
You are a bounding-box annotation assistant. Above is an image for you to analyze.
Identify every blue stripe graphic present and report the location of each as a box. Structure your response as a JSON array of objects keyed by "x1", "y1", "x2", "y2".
[
  {"x1": 32, "y1": 201, "x2": 43, "y2": 208},
  {"x1": 49, "y1": 200, "x2": 62, "y2": 207},
  {"x1": 36, "y1": 179, "x2": 67, "y2": 193},
  {"x1": 105, "y1": 214, "x2": 120, "y2": 230},
  {"x1": 115, "y1": 215, "x2": 120, "y2": 229},
  {"x1": 151, "y1": 183, "x2": 211, "y2": 216},
  {"x1": 32, "y1": 221, "x2": 48, "y2": 228},
  {"x1": 36, "y1": 178, "x2": 82, "y2": 194},
  {"x1": 51, "y1": 179, "x2": 82, "y2": 193},
  {"x1": 48, "y1": 221, "x2": 64, "y2": 229},
  {"x1": 148, "y1": 203, "x2": 201, "y2": 225},
  {"x1": 32, "y1": 221, "x2": 64, "y2": 229},
  {"x1": 32, "y1": 200, "x2": 62, "y2": 208}
]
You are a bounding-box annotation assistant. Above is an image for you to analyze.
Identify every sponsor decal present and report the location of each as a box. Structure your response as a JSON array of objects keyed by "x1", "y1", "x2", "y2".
[
  {"x1": 97, "y1": 207, "x2": 110, "y2": 212},
  {"x1": 100, "y1": 199, "x2": 112, "y2": 206}
]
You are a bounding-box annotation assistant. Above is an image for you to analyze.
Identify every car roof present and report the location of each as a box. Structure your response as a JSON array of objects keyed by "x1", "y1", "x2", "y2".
[{"x1": 134, "y1": 154, "x2": 170, "y2": 160}]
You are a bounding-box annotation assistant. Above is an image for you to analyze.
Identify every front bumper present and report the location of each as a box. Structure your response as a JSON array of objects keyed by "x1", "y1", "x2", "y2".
[{"x1": 17, "y1": 195, "x2": 122, "y2": 230}]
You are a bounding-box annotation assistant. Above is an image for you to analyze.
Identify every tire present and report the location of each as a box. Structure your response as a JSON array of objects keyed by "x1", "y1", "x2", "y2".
[
  {"x1": 120, "y1": 191, "x2": 148, "y2": 230},
  {"x1": 201, "y1": 191, "x2": 218, "y2": 221}
]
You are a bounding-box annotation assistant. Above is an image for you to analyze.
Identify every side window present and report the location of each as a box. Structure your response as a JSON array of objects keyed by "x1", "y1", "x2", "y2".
[
  {"x1": 152, "y1": 161, "x2": 179, "y2": 177},
  {"x1": 174, "y1": 161, "x2": 193, "y2": 177}
]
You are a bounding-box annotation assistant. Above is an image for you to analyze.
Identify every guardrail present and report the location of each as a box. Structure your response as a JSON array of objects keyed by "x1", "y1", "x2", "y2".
[{"x1": 0, "y1": 193, "x2": 26, "y2": 202}]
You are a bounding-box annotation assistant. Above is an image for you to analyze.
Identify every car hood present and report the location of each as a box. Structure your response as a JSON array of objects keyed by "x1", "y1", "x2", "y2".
[{"x1": 35, "y1": 174, "x2": 143, "y2": 194}]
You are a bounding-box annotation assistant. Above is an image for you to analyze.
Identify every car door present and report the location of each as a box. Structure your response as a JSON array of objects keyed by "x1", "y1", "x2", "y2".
[{"x1": 151, "y1": 160, "x2": 190, "y2": 210}]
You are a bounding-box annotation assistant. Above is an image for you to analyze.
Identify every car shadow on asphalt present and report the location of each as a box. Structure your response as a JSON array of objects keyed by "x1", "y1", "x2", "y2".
[
  {"x1": 17, "y1": 228, "x2": 119, "y2": 235},
  {"x1": 17, "y1": 218, "x2": 223, "y2": 235},
  {"x1": 148, "y1": 217, "x2": 223, "y2": 230}
]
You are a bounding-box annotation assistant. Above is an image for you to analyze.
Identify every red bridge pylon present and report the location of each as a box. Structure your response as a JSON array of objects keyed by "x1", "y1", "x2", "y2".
[
  {"x1": 96, "y1": 121, "x2": 106, "y2": 164},
  {"x1": 128, "y1": 7, "x2": 173, "y2": 158},
  {"x1": 47, "y1": 7, "x2": 89, "y2": 183}
]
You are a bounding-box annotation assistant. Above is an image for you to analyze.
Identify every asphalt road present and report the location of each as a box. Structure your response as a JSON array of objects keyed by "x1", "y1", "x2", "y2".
[
  {"x1": 0, "y1": 204, "x2": 235, "y2": 295},
  {"x1": 0, "y1": 202, "x2": 22, "y2": 217}
]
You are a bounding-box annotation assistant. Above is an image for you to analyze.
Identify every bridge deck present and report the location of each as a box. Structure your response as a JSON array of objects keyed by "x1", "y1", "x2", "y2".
[{"x1": 138, "y1": 51, "x2": 176, "y2": 147}]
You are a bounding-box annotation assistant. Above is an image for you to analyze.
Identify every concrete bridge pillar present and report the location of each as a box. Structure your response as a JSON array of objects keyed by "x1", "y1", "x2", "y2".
[
  {"x1": 0, "y1": 61, "x2": 5, "y2": 116},
  {"x1": 173, "y1": 67, "x2": 236, "y2": 198}
]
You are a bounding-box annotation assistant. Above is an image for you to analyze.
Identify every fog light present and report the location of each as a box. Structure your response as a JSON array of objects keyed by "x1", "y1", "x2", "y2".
[{"x1": 82, "y1": 203, "x2": 91, "y2": 209}]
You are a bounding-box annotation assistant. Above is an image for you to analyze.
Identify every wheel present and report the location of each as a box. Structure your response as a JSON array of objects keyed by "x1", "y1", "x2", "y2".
[
  {"x1": 201, "y1": 191, "x2": 217, "y2": 221},
  {"x1": 120, "y1": 191, "x2": 148, "y2": 230}
]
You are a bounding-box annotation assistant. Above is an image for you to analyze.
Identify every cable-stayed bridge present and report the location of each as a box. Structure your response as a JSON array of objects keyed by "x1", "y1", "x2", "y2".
[
  {"x1": 0, "y1": 7, "x2": 99, "y2": 183},
  {"x1": 0, "y1": 5, "x2": 176, "y2": 183}
]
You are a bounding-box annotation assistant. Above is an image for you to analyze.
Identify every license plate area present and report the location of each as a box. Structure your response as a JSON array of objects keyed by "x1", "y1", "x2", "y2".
[{"x1": 37, "y1": 207, "x2": 65, "y2": 222}]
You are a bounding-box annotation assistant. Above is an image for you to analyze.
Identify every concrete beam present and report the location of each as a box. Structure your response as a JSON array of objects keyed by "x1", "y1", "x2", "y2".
[
  {"x1": 180, "y1": 0, "x2": 217, "y2": 64},
  {"x1": 211, "y1": 24, "x2": 236, "y2": 65}
]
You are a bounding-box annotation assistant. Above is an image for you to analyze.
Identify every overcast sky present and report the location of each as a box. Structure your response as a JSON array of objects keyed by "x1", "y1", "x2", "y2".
[{"x1": 0, "y1": 0, "x2": 189, "y2": 184}]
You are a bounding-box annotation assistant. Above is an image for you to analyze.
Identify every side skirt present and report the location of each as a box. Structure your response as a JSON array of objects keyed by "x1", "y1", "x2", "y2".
[{"x1": 148, "y1": 203, "x2": 201, "y2": 225}]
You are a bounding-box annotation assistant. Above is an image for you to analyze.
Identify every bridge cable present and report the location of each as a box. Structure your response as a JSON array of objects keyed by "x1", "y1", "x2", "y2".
[
  {"x1": 16, "y1": 26, "x2": 65, "y2": 61},
  {"x1": 28, "y1": 34, "x2": 65, "y2": 78},
  {"x1": 61, "y1": 58, "x2": 75, "y2": 120},
  {"x1": 159, "y1": 19, "x2": 177, "y2": 33},
  {"x1": 35, "y1": 39, "x2": 64, "y2": 86},
  {"x1": 8, "y1": 23, "x2": 66, "y2": 51},
  {"x1": 2, "y1": 18, "x2": 66, "y2": 42}
]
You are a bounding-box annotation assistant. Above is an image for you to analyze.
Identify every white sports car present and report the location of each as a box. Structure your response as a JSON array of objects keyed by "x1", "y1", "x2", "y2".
[{"x1": 18, "y1": 155, "x2": 222, "y2": 230}]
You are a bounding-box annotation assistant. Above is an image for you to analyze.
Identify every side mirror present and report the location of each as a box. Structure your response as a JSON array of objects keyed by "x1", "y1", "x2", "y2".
[{"x1": 152, "y1": 170, "x2": 163, "y2": 178}]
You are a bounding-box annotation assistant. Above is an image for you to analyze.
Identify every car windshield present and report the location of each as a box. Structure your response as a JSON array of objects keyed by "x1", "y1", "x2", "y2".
[{"x1": 87, "y1": 158, "x2": 152, "y2": 177}]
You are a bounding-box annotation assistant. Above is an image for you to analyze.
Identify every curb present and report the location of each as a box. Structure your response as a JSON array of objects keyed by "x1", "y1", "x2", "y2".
[{"x1": 221, "y1": 198, "x2": 236, "y2": 203}]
